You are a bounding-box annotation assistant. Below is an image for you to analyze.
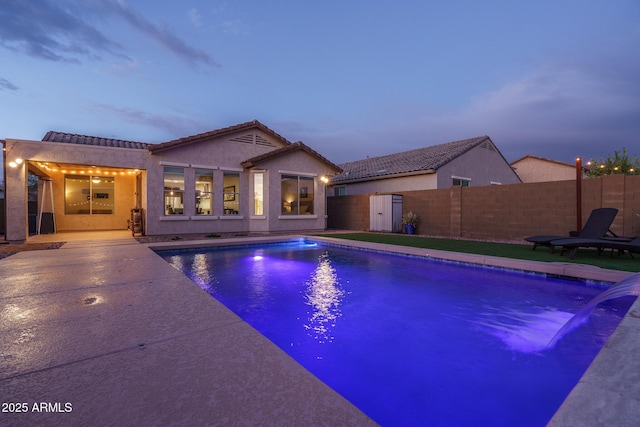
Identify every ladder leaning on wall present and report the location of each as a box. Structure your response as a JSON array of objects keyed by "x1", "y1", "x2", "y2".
[{"x1": 37, "y1": 178, "x2": 56, "y2": 234}]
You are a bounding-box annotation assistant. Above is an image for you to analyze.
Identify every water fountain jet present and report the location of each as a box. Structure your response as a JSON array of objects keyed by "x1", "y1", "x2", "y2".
[{"x1": 548, "y1": 272, "x2": 640, "y2": 348}]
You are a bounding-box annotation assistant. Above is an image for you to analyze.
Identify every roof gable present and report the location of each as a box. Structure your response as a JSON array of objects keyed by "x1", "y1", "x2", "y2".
[
  {"x1": 148, "y1": 120, "x2": 292, "y2": 153},
  {"x1": 42, "y1": 131, "x2": 149, "y2": 150},
  {"x1": 333, "y1": 136, "x2": 491, "y2": 184},
  {"x1": 241, "y1": 141, "x2": 342, "y2": 173},
  {"x1": 511, "y1": 154, "x2": 574, "y2": 168}
]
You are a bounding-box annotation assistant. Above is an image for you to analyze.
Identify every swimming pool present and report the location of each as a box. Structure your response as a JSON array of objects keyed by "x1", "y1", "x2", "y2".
[{"x1": 159, "y1": 240, "x2": 635, "y2": 426}]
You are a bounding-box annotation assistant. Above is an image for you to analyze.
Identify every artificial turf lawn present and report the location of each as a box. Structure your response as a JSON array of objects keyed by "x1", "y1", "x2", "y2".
[{"x1": 315, "y1": 233, "x2": 640, "y2": 273}]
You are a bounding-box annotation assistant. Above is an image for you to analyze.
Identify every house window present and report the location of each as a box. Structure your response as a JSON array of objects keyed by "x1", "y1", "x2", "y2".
[
  {"x1": 195, "y1": 169, "x2": 213, "y2": 215},
  {"x1": 452, "y1": 177, "x2": 470, "y2": 187},
  {"x1": 253, "y1": 172, "x2": 264, "y2": 215},
  {"x1": 223, "y1": 173, "x2": 240, "y2": 215},
  {"x1": 333, "y1": 186, "x2": 346, "y2": 196},
  {"x1": 281, "y1": 175, "x2": 314, "y2": 215},
  {"x1": 64, "y1": 175, "x2": 115, "y2": 215},
  {"x1": 164, "y1": 167, "x2": 184, "y2": 215}
]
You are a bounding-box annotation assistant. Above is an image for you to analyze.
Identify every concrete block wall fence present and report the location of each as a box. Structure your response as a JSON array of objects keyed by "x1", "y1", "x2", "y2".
[{"x1": 327, "y1": 174, "x2": 640, "y2": 241}]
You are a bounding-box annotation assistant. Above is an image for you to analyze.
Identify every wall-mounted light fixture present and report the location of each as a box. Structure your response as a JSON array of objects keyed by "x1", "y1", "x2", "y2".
[{"x1": 8, "y1": 158, "x2": 23, "y2": 168}]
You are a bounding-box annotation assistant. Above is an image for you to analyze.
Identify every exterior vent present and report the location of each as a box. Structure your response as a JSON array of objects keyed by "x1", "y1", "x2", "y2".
[
  {"x1": 230, "y1": 132, "x2": 275, "y2": 147},
  {"x1": 230, "y1": 133, "x2": 254, "y2": 144},
  {"x1": 256, "y1": 134, "x2": 275, "y2": 147}
]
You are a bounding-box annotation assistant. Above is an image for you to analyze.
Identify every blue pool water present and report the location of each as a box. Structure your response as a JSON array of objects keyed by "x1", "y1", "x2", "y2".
[{"x1": 159, "y1": 240, "x2": 635, "y2": 426}]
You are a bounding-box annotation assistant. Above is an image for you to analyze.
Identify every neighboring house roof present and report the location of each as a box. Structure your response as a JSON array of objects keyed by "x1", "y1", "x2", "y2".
[
  {"x1": 148, "y1": 120, "x2": 292, "y2": 153},
  {"x1": 510, "y1": 154, "x2": 574, "y2": 168},
  {"x1": 241, "y1": 141, "x2": 343, "y2": 173},
  {"x1": 42, "y1": 131, "x2": 149, "y2": 150},
  {"x1": 332, "y1": 135, "x2": 493, "y2": 184}
]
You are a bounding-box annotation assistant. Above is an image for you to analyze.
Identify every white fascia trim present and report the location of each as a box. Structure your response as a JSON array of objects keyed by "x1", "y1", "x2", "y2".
[
  {"x1": 490, "y1": 181, "x2": 502, "y2": 185},
  {"x1": 190, "y1": 215, "x2": 219, "y2": 220},
  {"x1": 220, "y1": 215, "x2": 245, "y2": 220},
  {"x1": 160, "y1": 161, "x2": 190, "y2": 167},
  {"x1": 278, "y1": 215, "x2": 319, "y2": 220},
  {"x1": 451, "y1": 175, "x2": 472, "y2": 181},
  {"x1": 278, "y1": 170, "x2": 318, "y2": 177},
  {"x1": 160, "y1": 216, "x2": 190, "y2": 221},
  {"x1": 191, "y1": 164, "x2": 219, "y2": 170},
  {"x1": 220, "y1": 167, "x2": 244, "y2": 172}
]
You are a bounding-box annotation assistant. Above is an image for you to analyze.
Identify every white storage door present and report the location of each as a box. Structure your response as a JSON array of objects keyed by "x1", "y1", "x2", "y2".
[
  {"x1": 370, "y1": 195, "x2": 388, "y2": 231},
  {"x1": 370, "y1": 194, "x2": 402, "y2": 232}
]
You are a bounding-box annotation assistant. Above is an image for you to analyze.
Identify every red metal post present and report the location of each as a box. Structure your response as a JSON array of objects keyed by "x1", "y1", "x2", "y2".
[{"x1": 576, "y1": 157, "x2": 582, "y2": 232}]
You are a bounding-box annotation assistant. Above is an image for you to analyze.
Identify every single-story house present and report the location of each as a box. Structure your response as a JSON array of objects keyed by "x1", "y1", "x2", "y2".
[
  {"x1": 510, "y1": 155, "x2": 576, "y2": 183},
  {"x1": 2, "y1": 120, "x2": 342, "y2": 242},
  {"x1": 329, "y1": 135, "x2": 521, "y2": 195}
]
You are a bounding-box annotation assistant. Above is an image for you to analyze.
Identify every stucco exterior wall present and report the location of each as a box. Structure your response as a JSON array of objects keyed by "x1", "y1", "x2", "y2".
[
  {"x1": 142, "y1": 130, "x2": 331, "y2": 236},
  {"x1": 5, "y1": 139, "x2": 150, "y2": 170},
  {"x1": 436, "y1": 144, "x2": 521, "y2": 187},
  {"x1": 511, "y1": 157, "x2": 575, "y2": 183},
  {"x1": 334, "y1": 173, "x2": 438, "y2": 195},
  {"x1": 4, "y1": 127, "x2": 336, "y2": 241},
  {"x1": 4, "y1": 159, "x2": 28, "y2": 241},
  {"x1": 255, "y1": 150, "x2": 334, "y2": 233},
  {"x1": 143, "y1": 130, "x2": 288, "y2": 236}
]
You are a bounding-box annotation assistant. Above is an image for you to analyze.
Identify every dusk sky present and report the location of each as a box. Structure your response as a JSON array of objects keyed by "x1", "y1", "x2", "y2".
[{"x1": 1, "y1": 0, "x2": 639, "y2": 166}]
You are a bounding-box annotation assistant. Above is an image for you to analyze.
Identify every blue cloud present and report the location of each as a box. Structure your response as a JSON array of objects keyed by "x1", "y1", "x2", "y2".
[
  {"x1": 0, "y1": 78, "x2": 19, "y2": 91},
  {"x1": 92, "y1": 0, "x2": 219, "y2": 68},
  {"x1": 0, "y1": 0, "x2": 126, "y2": 62},
  {"x1": 0, "y1": 0, "x2": 217, "y2": 68}
]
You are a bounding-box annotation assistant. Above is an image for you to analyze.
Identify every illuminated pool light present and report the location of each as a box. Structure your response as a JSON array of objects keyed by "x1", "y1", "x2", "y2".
[{"x1": 253, "y1": 255, "x2": 264, "y2": 261}]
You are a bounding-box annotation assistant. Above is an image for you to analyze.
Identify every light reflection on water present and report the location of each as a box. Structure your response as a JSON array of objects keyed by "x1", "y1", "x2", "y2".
[
  {"x1": 303, "y1": 252, "x2": 346, "y2": 343},
  {"x1": 246, "y1": 249, "x2": 270, "y2": 311}
]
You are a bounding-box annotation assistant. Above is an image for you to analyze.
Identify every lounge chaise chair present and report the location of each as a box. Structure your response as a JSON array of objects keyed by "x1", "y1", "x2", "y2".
[
  {"x1": 524, "y1": 207, "x2": 618, "y2": 252},
  {"x1": 549, "y1": 236, "x2": 639, "y2": 260}
]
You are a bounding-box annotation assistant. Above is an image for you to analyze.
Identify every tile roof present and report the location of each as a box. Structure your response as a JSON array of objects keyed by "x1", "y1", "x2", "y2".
[
  {"x1": 332, "y1": 135, "x2": 492, "y2": 184},
  {"x1": 42, "y1": 131, "x2": 149, "y2": 150},
  {"x1": 148, "y1": 120, "x2": 292, "y2": 153},
  {"x1": 241, "y1": 141, "x2": 343, "y2": 173}
]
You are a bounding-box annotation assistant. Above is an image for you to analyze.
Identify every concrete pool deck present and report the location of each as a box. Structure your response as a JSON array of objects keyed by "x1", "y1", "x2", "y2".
[{"x1": 1, "y1": 232, "x2": 638, "y2": 426}]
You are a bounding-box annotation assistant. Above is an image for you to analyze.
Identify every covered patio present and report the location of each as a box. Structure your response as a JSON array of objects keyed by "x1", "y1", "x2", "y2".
[{"x1": 3, "y1": 135, "x2": 149, "y2": 243}]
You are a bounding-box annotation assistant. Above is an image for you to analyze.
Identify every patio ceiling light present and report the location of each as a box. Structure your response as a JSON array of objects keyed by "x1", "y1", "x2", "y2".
[{"x1": 36, "y1": 161, "x2": 141, "y2": 175}]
